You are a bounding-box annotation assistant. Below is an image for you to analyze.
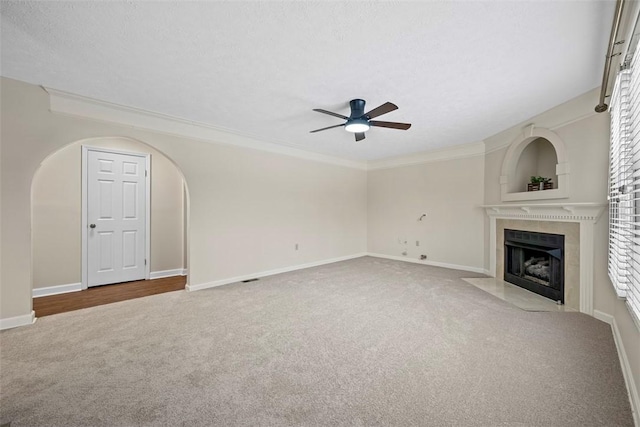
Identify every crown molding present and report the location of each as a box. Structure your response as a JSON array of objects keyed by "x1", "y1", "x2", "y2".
[
  {"x1": 44, "y1": 87, "x2": 368, "y2": 170},
  {"x1": 483, "y1": 88, "x2": 601, "y2": 154},
  {"x1": 484, "y1": 111, "x2": 599, "y2": 155},
  {"x1": 44, "y1": 87, "x2": 494, "y2": 172},
  {"x1": 367, "y1": 141, "x2": 486, "y2": 170}
]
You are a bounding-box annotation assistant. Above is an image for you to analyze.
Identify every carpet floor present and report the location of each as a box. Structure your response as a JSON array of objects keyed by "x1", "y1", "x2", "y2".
[{"x1": 0, "y1": 257, "x2": 633, "y2": 426}]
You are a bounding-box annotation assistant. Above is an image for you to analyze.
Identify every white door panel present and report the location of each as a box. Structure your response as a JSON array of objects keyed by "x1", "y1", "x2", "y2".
[{"x1": 87, "y1": 149, "x2": 147, "y2": 287}]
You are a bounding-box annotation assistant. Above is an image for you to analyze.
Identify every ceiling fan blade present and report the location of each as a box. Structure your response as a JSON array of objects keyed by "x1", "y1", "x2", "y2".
[
  {"x1": 369, "y1": 120, "x2": 412, "y2": 130},
  {"x1": 312, "y1": 108, "x2": 349, "y2": 120},
  {"x1": 310, "y1": 124, "x2": 345, "y2": 133},
  {"x1": 355, "y1": 132, "x2": 366, "y2": 142},
  {"x1": 365, "y1": 102, "x2": 398, "y2": 119}
]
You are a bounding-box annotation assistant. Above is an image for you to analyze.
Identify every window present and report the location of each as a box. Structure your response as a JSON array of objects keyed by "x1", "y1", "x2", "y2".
[{"x1": 609, "y1": 48, "x2": 640, "y2": 325}]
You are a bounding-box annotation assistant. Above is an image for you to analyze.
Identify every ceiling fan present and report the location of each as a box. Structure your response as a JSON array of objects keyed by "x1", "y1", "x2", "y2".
[{"x1": 310, "y1": 99, "x2": 411, "y2": 142}]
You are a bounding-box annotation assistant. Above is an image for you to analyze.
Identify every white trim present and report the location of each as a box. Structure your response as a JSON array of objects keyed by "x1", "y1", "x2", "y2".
[
  {"x1": 149, "y1": 268, "x2": 188, "y2": 279},
  {"x1": 82, "y1": 146, "x2": 88, "y2": 289},
  {"x1": 593, "y1": 310, "x2": 615, "y2": 325},
  {"x1": 186, "y1": 253, "x2": 367, "y2": 292},
  {"x1": 82, "y1": 145, "x2": 151, "y2": 289},
  {"x1": 367, "y1": 141, "x2": 485, "y2": 170},
  {"x1": 32, "y1": 283, "x2": 82, "y2": 298},
  {"x1": 484, "y1": 203, "x2": 607, "y2": 316},
  {"x1": 44, "y1": 87, "x2": 493, "y2": 171},
  {"x1": 500, "y1": 188, "x2": 569, "y2": 202},
  {"x1": 46, "y1": 88, "x2": 367, "y2": 171},
  {"x1": 366, "y1": 252, "x2": 486, "y2": 274},
  {"x1": 482, "y1": 203, "x2": 606, "y2": 222},
  {"x1": 482, "y1": 89, "x2": 600, "y2": 155},
  {"x1": 484, "y1": 113, "x2": 598, "y2": 155},
  {"x1": 499, "y1": 126, "x2": 569, "y2": 202},
  {"x1": 145, "y1": 153, "x2": 151, "y2": 281},
  {"x1": 549, "y1": 112, "x2": 599, "y2": 133},
  {"x1": 593, "y1": 310, "x2": 640, "y2": 427},
  {"x1": 0, "y1": 311, "x2": 36, "y2": 330},
  {"x1": 40, "y1": 87, "x2": 613, "y2": 174},
  {"x1": 579, "y1": 221, "x2": 595, "y2": 316}
]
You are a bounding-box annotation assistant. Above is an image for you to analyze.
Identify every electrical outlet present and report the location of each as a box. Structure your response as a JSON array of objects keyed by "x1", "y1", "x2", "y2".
[
  {"x1": 420, "y1": 254, "x2": 427, "y2": 260},
  {"x1": 402, "y1": 251, "x2": 408, "y2": 256},
  {"x1": 416, "y1": 240, "x2": 420, "y2": 246}
]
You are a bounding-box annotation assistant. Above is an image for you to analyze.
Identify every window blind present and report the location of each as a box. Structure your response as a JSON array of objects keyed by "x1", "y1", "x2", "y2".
[
  {"x1": 609, "y1": 70, "x2": 631, "y2": 298},
  {"x1": 609, "y1": 48, "x2": 640, "y2": 324},
  {"x1": 628, "y1": 48, "x2": 640, "y2": 320}
]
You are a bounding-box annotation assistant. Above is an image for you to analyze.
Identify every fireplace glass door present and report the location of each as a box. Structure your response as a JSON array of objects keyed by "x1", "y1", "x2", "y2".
[{"x1": 504, "y1": 229, "x2": 564, "y2": 303}]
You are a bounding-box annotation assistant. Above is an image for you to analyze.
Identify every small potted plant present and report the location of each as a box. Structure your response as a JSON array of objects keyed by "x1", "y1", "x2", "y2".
[{"x1": 528, "y1": 176, "x2": 553, "y2": 191}]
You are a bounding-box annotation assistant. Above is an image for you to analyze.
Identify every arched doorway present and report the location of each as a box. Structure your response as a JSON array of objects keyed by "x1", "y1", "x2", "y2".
[{"x1": 31, "y1": 137, "x2": 190, "y2": 314}]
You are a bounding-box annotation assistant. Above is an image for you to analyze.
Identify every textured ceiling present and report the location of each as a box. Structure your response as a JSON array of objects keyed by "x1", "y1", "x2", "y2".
[{"x1": 1, "y1": 1, "x2": 614, "y2": 161}]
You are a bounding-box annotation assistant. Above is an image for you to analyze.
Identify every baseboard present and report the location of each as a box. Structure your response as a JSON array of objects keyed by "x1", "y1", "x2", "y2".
[
  {"x1": 32, "y1": 283, "x2": 82, "y2": 298},
  {"x1": 0, "y1": 311, "x2": 36, "y2": 330},
  {"x1": 593, "y1": 310, "x2": 614, "y2": 325},
  {"x1": 594, "y1": 309, "x2": 640, "y2": 427},
  {"x1": 186, "y1": 253, "x2": 367, "y2": 292},
  {"x1": 366, "y1": 252, "x2": 487, "y2": 274},
  {"x1": 149, "y1": 268, "x2": 188, "y2": 279}
]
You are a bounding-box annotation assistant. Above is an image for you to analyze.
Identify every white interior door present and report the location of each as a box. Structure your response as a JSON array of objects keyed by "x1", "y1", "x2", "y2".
[{"x1": 86, "y1": 149, "x2": 148, "y2": 287}]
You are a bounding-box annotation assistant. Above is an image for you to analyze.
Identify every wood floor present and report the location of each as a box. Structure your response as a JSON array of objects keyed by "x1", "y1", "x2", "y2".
[{"x1": 33, "y1": 276, "x2": 187, "y2": 318}]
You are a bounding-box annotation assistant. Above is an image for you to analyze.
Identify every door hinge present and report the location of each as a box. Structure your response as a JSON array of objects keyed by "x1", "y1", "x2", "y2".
[
  {"x1": 145, "y1": 259, "x2": 147, "y2": 265},
  {"x1": 145, "y1": 170, "x2": 148, "y2": 177}
]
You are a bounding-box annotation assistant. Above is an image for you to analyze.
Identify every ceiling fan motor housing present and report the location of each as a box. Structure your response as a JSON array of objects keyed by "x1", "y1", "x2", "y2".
[
  {"x1": 349, "y1": 99, "x2": 367, "y2": 119},
  {"x1": 344, "y1": 99, "x2": 370, "y2": 133}
]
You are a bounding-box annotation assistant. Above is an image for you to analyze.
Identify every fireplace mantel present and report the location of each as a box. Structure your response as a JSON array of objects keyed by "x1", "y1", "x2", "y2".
[
  {"x1": 483, "y1": 203, "x2": 606, "y2": 222},
  {"x1": 483, "y1": 202, "x2": 607, "y2": 316}
]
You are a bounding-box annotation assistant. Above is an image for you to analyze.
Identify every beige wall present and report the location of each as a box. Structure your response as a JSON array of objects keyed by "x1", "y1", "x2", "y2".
[
  {"x1": 484, "y1": 91, "x2": 612, "y2": 204},
  {"x1": 367, "y1": 155, "x2": 485, "y2": 270},
  {"x1": 483, "y1": 88, "x2": 639, "y2": 413},
  {"x1": 31, "y1": 138, "x2": 185, "y2": 289},
  {"x1": 483, "y1": 92, "x2": 613, "y2": 309},
  {"x1": 0, "y1": 77, "x2": 367, "y2": 320},
  {"x1": 1, "y1": 76, "x2": 637, "y2": 410}
]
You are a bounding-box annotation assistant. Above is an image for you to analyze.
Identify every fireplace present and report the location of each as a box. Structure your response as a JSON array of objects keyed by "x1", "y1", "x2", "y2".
[{"x1": 504, "y1": 229, "x2": 564, "y2": 304}]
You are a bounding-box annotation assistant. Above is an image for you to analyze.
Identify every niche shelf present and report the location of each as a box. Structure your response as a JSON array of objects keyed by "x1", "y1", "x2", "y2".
[{"x1": 500, "y1": 125, "x2": 569, "y2": 202}]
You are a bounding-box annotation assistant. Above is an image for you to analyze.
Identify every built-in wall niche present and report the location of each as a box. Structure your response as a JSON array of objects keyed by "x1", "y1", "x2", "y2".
[
  {"x1": 500, "y1": 125, "x2": 569, "y2": 202},
  {"x1": 512, "y1": 138, "x2": 558, "y2": 192}
]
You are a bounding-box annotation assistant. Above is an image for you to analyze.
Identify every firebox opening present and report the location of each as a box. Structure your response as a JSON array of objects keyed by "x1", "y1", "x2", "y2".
[{"x1": 504, "y1": 229, "x2": 565, "y2": 304}]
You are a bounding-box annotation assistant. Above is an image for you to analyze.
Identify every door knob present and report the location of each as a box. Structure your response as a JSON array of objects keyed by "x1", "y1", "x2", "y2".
[{"x1": 89, "y1": 224, "x2": 96, "y2": 229}]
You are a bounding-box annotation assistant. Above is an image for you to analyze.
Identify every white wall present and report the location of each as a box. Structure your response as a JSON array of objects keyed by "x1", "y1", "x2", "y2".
[
  {"x1": 367, "y1": 155, "x2": 485, "y2": 270},
  {"x1": 31, "y1": 138, "x2": 185, "y2": 289},
  {"x1": 0, "y1": 77, "x2": 368, "y2": 321}
]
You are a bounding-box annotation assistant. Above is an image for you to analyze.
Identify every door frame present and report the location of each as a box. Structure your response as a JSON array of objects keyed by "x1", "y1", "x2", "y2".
[{"x1": 81, "y1": 145, "x2": 151, "y2": 290}]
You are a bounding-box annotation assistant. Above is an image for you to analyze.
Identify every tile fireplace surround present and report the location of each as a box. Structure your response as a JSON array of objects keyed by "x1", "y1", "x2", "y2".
[{"x1": 484, "y1": 203, "x2": 606, "y2": 315}]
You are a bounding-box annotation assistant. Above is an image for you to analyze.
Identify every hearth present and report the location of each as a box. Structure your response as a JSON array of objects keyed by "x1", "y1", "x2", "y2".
[{"x1": 504, "y1": 229, "x2": 564, "y2": 304}]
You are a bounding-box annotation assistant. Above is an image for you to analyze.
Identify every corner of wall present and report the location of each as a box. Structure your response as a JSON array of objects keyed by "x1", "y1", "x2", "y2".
[{"x1": 0, "y1": 310, "x2": 36, "y2": 330}]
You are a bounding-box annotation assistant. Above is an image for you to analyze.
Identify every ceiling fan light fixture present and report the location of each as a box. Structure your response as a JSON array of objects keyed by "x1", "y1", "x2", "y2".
[
  {"x1": 310, "y1": 100, "x2": 410, "y2": 142},
  {"x1": 344, "y1": 119, "x2": 370, "y2": 133}
]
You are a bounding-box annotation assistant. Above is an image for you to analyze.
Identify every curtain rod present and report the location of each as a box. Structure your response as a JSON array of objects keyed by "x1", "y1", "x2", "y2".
[{"x1": 595, "y1": 0, "x2": 626, "y2": 113}]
